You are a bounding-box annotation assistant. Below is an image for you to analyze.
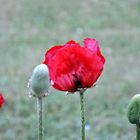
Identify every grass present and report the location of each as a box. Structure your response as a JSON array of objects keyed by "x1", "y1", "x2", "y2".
[{"x1": 0, "y1": 0, "x2": 140, "y2": 139}]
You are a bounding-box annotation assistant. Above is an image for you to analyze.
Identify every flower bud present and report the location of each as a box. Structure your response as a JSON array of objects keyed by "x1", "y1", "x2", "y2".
[
  {"x1": 127, "y1": 94, "x2": 140, "y2": 124},
  {"x1": 28, "y1": 64, "x2": 50, "y2": 98}
]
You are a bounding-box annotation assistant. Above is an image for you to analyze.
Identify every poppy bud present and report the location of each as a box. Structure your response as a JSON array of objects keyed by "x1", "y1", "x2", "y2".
[
  {"x1": 28, "y1": 64, "x2": 50, "y2": 98},
  {"x1": 127, "y1": 94, "x2": 140, "y2": 124}
]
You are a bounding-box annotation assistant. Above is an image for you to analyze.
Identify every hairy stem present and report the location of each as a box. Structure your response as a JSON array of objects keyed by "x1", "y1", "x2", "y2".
[
  {"x1": 37, "y1": 97, "x2": 43, "y2": 140},
  {"x1": 80, "y1": 91, "x2": 85, "y2": 140},
  {"x1": 136, "y1": 124, "x2": 140, "y2": 140}
]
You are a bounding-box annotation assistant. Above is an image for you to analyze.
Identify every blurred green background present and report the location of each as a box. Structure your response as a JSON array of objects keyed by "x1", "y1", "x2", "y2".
[{"x1": 0, "y1": 0, "x2": 140, "y2": 139}]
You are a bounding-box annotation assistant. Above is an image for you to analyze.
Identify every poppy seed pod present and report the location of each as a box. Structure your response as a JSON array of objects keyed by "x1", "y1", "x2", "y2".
[
  {"x1": 28, "y1": 64, "x2": 50, "y2": 98},
  {"x1": 127, "y1": 94, "x2": 140, "y2": 124}
]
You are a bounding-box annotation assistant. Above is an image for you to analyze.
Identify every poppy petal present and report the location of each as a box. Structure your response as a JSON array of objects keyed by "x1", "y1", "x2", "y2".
[
  {"x1": 84, "y1": 38, "x2": 99, "y2": 53},
  {"x1": 43, "y1": 45, "x2": 62, "y2": 64},
  {"x1": 0, "y1": 94, "x2": 4, "y2": 108}
]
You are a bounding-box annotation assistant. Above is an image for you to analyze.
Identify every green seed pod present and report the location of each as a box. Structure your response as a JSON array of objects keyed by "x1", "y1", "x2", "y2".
[
  {"x1": 28, "y1": 64, "x2": 50, "y2": 98},
  {"x1": 127, "y1": 94, "x2": 140, "y2": 124}
]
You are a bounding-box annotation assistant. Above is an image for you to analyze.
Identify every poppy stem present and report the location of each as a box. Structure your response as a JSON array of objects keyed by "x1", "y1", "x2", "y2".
[
  {"x1": 37, "y1": 97, "x2": 43, "y2": 140},
  {"x1": 79, "y1": 91, "x2": 85, "y2": 140},
  {"x1": 136, "y1": 124, "x2": 140, "y2": 140}
]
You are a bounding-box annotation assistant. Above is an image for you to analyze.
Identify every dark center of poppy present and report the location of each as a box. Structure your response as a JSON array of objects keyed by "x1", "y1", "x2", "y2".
[{"x1": 73, "y1": 74, "x2": 82, "y2": 91}]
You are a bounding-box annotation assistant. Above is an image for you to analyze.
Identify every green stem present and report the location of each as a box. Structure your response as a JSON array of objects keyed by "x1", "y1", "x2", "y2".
[
  {"x1": 79, "y1": 91, "x2": 85, "y2": 140},
  {"x1": 136, "y1": 124, "x2": 140, "y2": 140},
  {"x1": 37, "y1": 97, "x2": 43, "y2": 140}
]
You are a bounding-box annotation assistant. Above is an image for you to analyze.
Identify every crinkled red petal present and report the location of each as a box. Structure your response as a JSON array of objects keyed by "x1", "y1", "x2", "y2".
[{"x1": 43, "y1": 38, "x2": 105, "y2": 92}]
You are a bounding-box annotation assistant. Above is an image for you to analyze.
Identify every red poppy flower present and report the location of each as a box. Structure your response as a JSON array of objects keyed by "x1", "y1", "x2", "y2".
[
  {"x1": 43, "y1": 38, "x2": 105, "y2": 92},
  {"x1": 0, "y1": 93, "x2": 4, "y2": 108}
]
